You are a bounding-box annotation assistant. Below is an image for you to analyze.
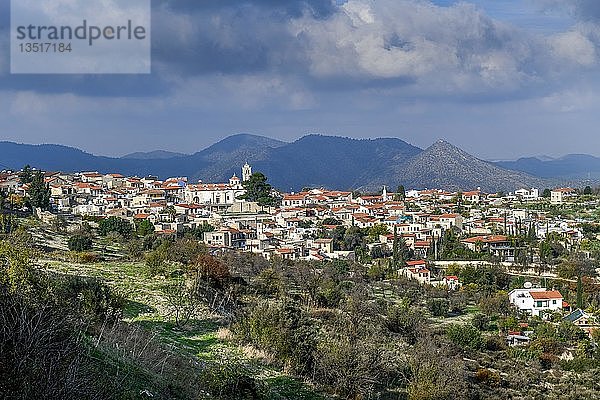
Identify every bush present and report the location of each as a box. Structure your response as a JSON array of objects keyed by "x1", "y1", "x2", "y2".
[
  {"x1": 386, "y1": 302, "x2": 421, "y2": 344},
  {"x1": 233, "y1": 300, "x2": 317, "y2": 376},
  {"x1": 145, "y1": 249, "x2": 168, "y2": 276},
  {"x1": 407, "y1": 341, "x2": 468, "y2": 400},
  {"x1": 67, "y1": 233, "x2": 93, "y2": 252},
  {"x1": 485, "y1": 335, "x2": 507, "y2": 352},
  {"x1": 202, "y1": 360, "x2": 262, "y2": 399},
  {"x1": 50, "y1": 275, "x2": 125, "y2": 323},
  {"x1": 0, "y1": 287, "x2": 97, "y2": 399},
  {"x1": 557, "y1": 321, "x2": 586, "y2": 342},
  {"x1": 472, "y1": 313, "x2": 490, "y2": 331},
  {"x1": 428, "y1": 298, "x2": 449, "y2": 317},
  {"x1": 560, "y1": 357, "x2": 600, "y2": 372},
  {"x1": 474, "y1": 368, "x2": 501, "y2": 387},
  {"x1": 447, "y1": 324, "x2": 483, "y2": 351},
  {"x1": 192, "y1": 254, "x2": 231, "y2": 289},
  {"x1": 72, "y1": 251, "x2": 99, "y2": 264}
]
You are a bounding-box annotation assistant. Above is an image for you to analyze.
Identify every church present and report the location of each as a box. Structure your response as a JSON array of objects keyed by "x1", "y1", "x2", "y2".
[{"x1": 183, "y1": 164, "x2": 252, "y2": 210}]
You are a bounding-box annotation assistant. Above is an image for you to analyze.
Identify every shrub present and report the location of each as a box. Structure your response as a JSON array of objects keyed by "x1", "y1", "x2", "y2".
[
  {"x1": 428, "y1": 298, "x2": 449, "y2": 317},
  {"x1": 485, "y1": 335, "x2": 507, "y2": 352},
  {"x1": 386, "y1": 302, "x2": 421, "y2": 344},
  {"x1": 474, "y1": 368, "x2": 501, "y2": 387},
  {"x1": 472, "y1": 313, "x2": 490, "y2": 331},
  {"x1": 557, "y1": 321, "x2": 586, "y2": 342},
  {"x1": 447, "y1": 324, "x2": 483, "y2": 351},
  {"x1": 67, "y1": 233, "x2": 93, "y2": 252},
  {"x1": 202, "y1": 360, "x2": 262, "y2": 399},
  {"x1": 145, "y1": 249, "x2": 168, "y2": 276},
  {"x1": 73, "y1": 251, "x2": 99, "y2": 264},
  {"x1": 233, "y1": 300, "x2": 317, "y2": 376}
]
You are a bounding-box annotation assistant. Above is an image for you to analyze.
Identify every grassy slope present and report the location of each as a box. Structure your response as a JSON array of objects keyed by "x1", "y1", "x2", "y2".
[{"x1": 43, "y1": 260, "x2": 324, "y2": 400}]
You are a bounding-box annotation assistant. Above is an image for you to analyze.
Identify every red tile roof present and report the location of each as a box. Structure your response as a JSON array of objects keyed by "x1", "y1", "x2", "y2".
[{"x1": 530, "y1": 290, "x2": 563, "y2": 300}]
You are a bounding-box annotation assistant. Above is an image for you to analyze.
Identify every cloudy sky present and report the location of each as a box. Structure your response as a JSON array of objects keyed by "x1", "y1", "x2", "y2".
[{"x1": 1, "y1": 0, "x2": 599, "y2": 160}]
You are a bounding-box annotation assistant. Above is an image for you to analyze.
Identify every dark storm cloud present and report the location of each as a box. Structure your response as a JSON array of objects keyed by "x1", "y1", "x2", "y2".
[
  {"x1": 150, "y1": 0, "x2": 327, "y2": 78},
  {"x1": 153, "y1": 0, "x2": 337, "y2": 20},
  {"x1": 0, "y1": 0, "x2": 330, "y2": 95},
  {"x1": 0, "y1": 0, "x2": 596, "y2": 100}
]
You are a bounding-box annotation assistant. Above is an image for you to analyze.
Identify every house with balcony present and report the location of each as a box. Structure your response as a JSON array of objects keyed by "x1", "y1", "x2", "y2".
[{"x1": 509, "y1": 288, "x2": 563, "y2": 317}]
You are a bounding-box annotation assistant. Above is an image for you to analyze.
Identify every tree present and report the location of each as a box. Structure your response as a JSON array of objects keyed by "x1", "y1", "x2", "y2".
[
  {"x1": 394, "y1": 185, "x2": 406, "y2": 201},
  {"x1": 577, "y1": 275, "x2": 584, "y2": 309},
  {"x1": 98, "y1": 217, "x2": 133, "y2": 238},
  {"x1": 18, "y1": 165, "x2": 34, "y2": 184},
  {"x1": 478, "y1": 292, "x2": 511, "y2": 316},
  {"x1": 164, "y1": 277, "x2": 197, "y2": 327},
  {"x1": 584, "y1": 186, "x2": 593, "y2": 195},
  {"x1": 0, "y1": 189, "x2": 6, "y2": 210},
  {"x1": 321, "y1": 218, "x2": 341, "y2": 226},
  {"x1": 471, "y1": 313, "x2": 490, "y2": 331},
  {"x1": 343, "y1": 226, "x2": 366, "y2": 251},
  {"x1": 51, "y1": 215, "x2": 68, "y2": 233},
  {"x1": 163, "y1": 205, "x2": 177, "y2": 222},
  {"x1": 183, "y1": 223, "x2": 214, "y2": 240},
  {"x1": 192, "y1": 254, "x2": 231, "y2": 289},
  {"x1": 0, "y1": 191, "x2": 16, "y2": 235},
  {"x1": 557, "y1": 321, "x2": 586, "y2": 342},
  {"x1": 386, "y1": 301, "x2": 422, "y2": 344},
  {"x1": 135, "y1": 219, "x2": 155, "y2": 236},
  {"x1": 542, "y1": 188, "x2": 551, "y2": 198},
  {"x1": 392, "y1": 225, "x2": 399, "y2": 269},
  {"x1": 27, "y1": 171, "x2": 51, "y2": 210},
  {"x1": 407, "y1": 340, "x2": 467, "y2": 400},
  {"x1": 168, "y1": 238, "x2": 206, "y2": 266},
  {"x1": 238, "y1": 172, "x2": 278, "y2": 207},
  {"x1": 368, "y1": 224, "x2": 389, "y2": 240}
]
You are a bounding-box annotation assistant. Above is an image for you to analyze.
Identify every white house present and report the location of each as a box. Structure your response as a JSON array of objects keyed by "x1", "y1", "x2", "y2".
[
  {"x1": 442, "y1": 275, "x2": 461, "y2": 291},
  {"x1": 515, "y1": 188, "x2": 539, "y2": 201},
  {"x1": 551, "y1": 188, "x2": 575, "y2": 204},
  {"x1": 509, "y1": 288, "x2": 563, "y2": 317},
  {"x1": 400, "y1": 260, "x2": 431, "y2": 284}
]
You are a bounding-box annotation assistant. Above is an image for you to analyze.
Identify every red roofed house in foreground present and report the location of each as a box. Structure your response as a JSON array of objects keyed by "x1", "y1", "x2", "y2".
[
  {"x1": 400, "y1": 260, "x2": 430, "y2": 284},
  {"x1": 508, "y1": 287, "x2": 563, "y2": 317}
]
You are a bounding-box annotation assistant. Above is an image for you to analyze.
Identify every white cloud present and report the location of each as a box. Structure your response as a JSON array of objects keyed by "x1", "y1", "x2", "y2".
[
  {"x1": 289, "y1": 0, "x2": 561, "y2": 93},
  {"x1": 549, "y1": 30, "x2": 596, "y2": 66}
]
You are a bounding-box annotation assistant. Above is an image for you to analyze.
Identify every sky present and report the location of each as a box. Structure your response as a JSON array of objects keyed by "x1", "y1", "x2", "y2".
[{"x1": 0, "y1": 0, "x2": 600, "y2": 160}]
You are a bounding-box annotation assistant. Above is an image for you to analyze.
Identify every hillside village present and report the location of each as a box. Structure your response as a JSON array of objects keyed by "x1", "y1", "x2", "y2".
[
  {"x1": 0, "y1": 164, "x2": 585, "y2": 264},
  {"x1": 3, "y1": 163, "x2": 598, "y2": 317},
  {"x1": 3, "y1": 163, "x2": 600, "y2": 399}
]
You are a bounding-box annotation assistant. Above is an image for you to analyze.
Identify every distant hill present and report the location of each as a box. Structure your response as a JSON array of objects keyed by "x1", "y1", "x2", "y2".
[
  {"x1": 0, "y1": 141, "x2": 137, "y2": 173},
  {"x1": 495, "y1": 154, "x2": 600, "y2": 180},
  {"x1": 253, "y1": 135, "x2": 422, "y2": 190},
  {"x1": 122, "y1": 150, "x2": 188, "y2": 160},
  {"x1": 0, "y1": 134, "x2": 286, "y2": 180},
  {"x1": 0, "y1": 134, "x2": 555, "y2": 192},
  {"x1": 378, "y1": 140, "x2": 548, "y2": 193}
]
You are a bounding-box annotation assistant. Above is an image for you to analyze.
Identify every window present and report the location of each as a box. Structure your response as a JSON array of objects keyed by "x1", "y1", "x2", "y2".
[
  {"x1": 552, "y1": 300, "x2": 557, "y2": 305},
  {"x1": 536, "y1": 301, "x2": 542, "y2": 307}
]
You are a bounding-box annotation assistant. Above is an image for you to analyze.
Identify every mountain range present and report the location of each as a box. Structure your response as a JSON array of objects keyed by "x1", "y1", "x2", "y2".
[
  {"x1": 0, "y1": 134, "x2": 579, "y2": 193},
  {"x1": 495, "y1": 155, "x2": 600, "y2": 181}
]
